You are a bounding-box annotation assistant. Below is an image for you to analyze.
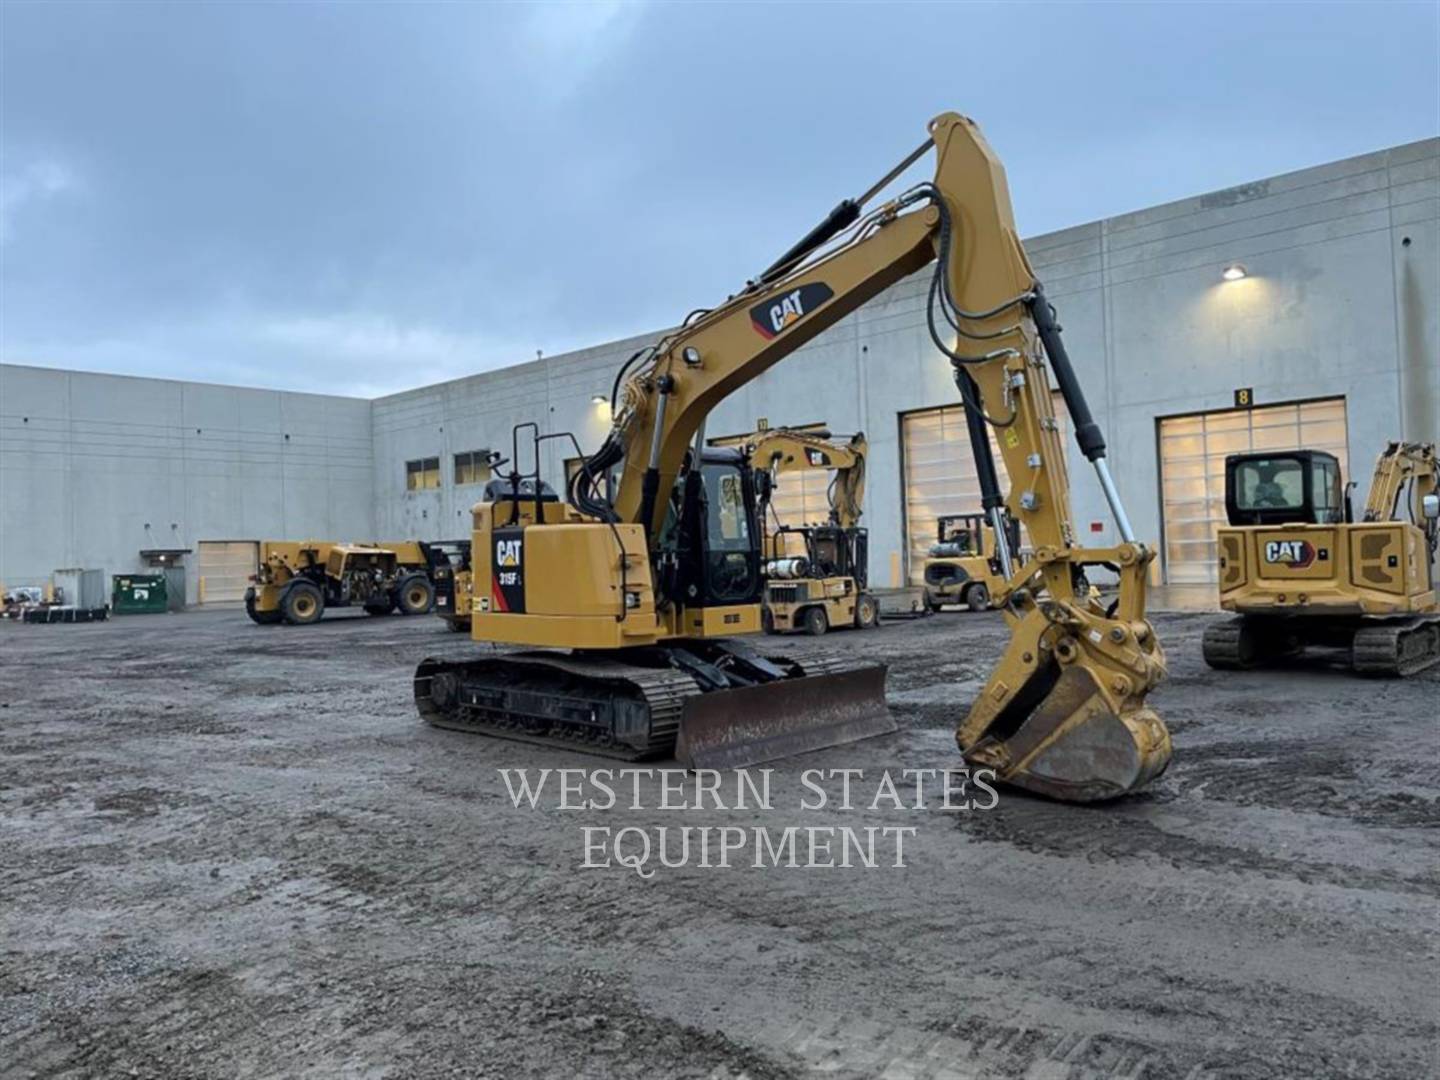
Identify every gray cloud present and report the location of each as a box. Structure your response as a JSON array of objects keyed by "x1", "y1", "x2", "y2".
[{"x1": 2, "y1": 1, "x2": 1435, "y2": 396}]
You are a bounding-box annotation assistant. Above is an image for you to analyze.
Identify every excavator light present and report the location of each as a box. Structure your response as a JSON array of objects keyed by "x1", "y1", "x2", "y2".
[
  {"x1": 624, "y1": 591, "x2": 641, "y2": 609},
  {"x1": 1423, "y1": 493, "x2": 1439, "y2": 520},
  {"x1": 682, "y1": 346, "x2": 702, "y2": 367}
]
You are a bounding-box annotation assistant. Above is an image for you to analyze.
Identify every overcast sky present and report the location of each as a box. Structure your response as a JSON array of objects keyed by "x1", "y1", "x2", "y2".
[{"x1": 2, "y1": 2, "x2": 1436, "y2": 398}]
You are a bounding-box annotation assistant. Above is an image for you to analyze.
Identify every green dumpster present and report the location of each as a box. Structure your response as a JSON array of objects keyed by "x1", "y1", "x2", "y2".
[{"x1": 112, "y1": 573, "x2": 168, "y2": 615}]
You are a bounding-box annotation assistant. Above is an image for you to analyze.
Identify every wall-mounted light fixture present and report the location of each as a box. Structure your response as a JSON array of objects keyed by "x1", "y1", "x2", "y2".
[
  {"x1": 1221, "y1": 263, "x2": 1248, "y2": 282},
  {"x1": 591, "y1": 395, "x2": 607, "y2": 405}
]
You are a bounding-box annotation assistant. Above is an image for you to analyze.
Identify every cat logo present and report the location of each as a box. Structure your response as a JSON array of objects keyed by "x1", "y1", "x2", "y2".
[
  {"x1": 1263, "y1": 539, "x2": 1316, "y2": 569},
  {"x1": 749, "y1": 282, "x2": 835, "y2": 340},
  {"x1": 496, "y1": 539, "x2": 522, "y2": 567},
  {"x1": 492, "y1": 529, "x2": 526, "y2": 612}
]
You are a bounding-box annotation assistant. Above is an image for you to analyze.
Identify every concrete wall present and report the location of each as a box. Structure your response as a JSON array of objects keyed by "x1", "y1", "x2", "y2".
[
  {"x1": 0, "y1": 364, "x2": 375, "y2": 597},
  {"x1": 371, "y1": 138, "x2": 1438, "y2": 585}
]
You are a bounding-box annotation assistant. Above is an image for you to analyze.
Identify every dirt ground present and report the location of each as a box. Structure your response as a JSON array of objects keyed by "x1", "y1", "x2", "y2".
[{"x1": 2, "y1": 604, "x2": 1436, "y2": 1079}]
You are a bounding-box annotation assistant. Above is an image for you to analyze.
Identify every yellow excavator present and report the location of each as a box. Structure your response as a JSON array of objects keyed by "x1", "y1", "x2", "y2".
[
  {"x1": 739, "y1": 427, "x2": 879, "y2": 635},
  {"x1": 1204, "y1": 440, "x2": 1439, "y2": 675},
  {"x1": 414, "y1": 111, "x2": 1171, "y2": 800}
]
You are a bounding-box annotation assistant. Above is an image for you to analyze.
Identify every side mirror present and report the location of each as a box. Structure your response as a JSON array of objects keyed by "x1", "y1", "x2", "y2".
[{"x1": 1423, "y1": 493, "x2": 1439, "y2": 521}]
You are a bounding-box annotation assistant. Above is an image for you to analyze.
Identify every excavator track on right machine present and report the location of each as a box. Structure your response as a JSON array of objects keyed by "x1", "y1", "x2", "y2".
[{"x1": 1204, "y1": 440, "x2": 1440, "y2": 676}]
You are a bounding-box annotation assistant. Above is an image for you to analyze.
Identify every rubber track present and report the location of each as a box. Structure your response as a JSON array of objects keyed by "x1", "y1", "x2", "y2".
[
  {"x1": 1200, "y1": 619, "x2": 1248, "y2": 670},
  {"x1": 1352, "y1": 615, "x2": 1440, "y2": 677},
  {"x1": 416, "y1": 652, "x2": 700, "y2": 760}
]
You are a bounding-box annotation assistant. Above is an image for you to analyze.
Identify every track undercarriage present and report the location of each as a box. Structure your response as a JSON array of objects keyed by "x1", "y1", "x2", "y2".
[
  {"x1": 415, "y1": 641, "x2": 894, "y2": 769},
  {"x1": 1203, "y1": 613, "x2": 1440, "y2": 677}
]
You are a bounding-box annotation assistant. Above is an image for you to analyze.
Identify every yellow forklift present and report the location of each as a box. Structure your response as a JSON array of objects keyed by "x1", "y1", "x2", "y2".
[{"x1": 923, "y1": 511, "x2": 1020, "y2": 612}]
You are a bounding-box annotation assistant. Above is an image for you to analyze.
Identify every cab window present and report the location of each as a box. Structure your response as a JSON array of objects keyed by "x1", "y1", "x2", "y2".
[
  {"x1": 1234, "y1": 458, "x2": 1305, "y2": 513},
  {"x1": 1311, "y1": 458, "x2": 1342, "y2": 523},
  {"x1": 706, "y1": 469, "x2": 752, "y2": 552}
]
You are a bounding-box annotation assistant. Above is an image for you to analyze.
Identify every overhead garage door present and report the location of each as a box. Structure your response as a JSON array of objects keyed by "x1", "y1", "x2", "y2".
[
  {"x1": 1158, "y1": 398, "x2": 1348, "y2": 584},
  {"x1": 198, "y1": 541, "x2": 259, "y2": 603},
  {"x1": 762, "y1": 468, "x2": 833, "y2": 559},
  {"x1": 901, "y1": 394, "x2": 1068, "y2": 584},
  {"x1": 902, "y1": 407, "x2": 1013, "y2": 584},
  {"x1": 707, "y1": 426, "x2": 836, "y2": 557},
  {"x1": 767, "y1": 468, "x2": 833, "y2": 528}
]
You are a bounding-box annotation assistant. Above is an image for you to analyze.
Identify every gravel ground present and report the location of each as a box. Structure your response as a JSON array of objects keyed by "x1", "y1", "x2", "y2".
[{"x1": 2, "y1": 605, "x2": 1436, "y2": 1079}]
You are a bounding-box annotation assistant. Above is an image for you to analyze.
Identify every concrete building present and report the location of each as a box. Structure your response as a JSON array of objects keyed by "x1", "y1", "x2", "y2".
[
  {"x1": 3, "y1": 137, "x2": 1436, "y2": 602},
  {"x1": 0, "y1": 365, "x2": 374, "y2": 603}
]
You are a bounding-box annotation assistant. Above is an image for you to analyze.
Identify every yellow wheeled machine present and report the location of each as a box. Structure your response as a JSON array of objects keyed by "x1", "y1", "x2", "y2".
[
  {"x1": 924, "y1": 512, "x2": 1020, "y2": 612},
  {"x1": 245, "y1": 540, "x2": 438, "y2": 626},
  {"x1": 415, "y1": 112, "x2": 1172, "y2": 799},
  {"x1": 431, "y1": 540, "x2": 473, "y2": 633},
  {"x1": 739, "y1": 427, "x2": 879, "y2": 635},
  {"x1": 1204, "y1": 441, "x2": 1439, "y2": 676}
]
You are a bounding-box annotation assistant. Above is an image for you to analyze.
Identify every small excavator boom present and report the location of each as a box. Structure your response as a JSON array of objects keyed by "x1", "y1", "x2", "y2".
[{"x1": 1363, "y1": 441, "x2": 1440, "y2": 539}]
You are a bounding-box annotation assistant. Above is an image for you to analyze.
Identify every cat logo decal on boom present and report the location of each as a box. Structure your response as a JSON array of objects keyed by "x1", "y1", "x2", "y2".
[
  {"x1": 750, "y1": 282, "x2": 835, "y2": 339},
  {"x1": 1263, "y1": 538, "x2": 1317, "y2": 569}
]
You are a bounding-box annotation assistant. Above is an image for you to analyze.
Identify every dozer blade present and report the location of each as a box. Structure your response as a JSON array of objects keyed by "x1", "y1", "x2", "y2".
[
  {"x1": 958, "y1": 607, "x2": 1172, "y2": 803},
  {"x1": 675, "y1": 663, "x2": 894, "y2": 770}
]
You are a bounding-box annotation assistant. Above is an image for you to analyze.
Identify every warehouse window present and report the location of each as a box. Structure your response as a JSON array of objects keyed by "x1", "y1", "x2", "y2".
[
  {"x1": 454, "y1": 450, "x2": 492, "y2": 486},
  {"x1": 406, "y1": 457, "x2": 441, "y2": 491}
]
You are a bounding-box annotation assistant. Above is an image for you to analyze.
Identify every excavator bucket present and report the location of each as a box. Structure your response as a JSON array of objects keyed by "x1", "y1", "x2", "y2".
[
  {"x1": 675, "y1": 663, "x2": 894, "y2": 770},
  {"x1": 958, "y1": 603, "x2": 1172, "y2": 802}
]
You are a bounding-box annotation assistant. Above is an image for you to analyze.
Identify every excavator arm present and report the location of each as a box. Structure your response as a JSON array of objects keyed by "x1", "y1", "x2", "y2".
[
  {"x1": 570, "y1": 112, "x2": 1171, "y2": 800},
  {"x1": 1363, "y1": 441, "x2": 1440, "y2": 554}
]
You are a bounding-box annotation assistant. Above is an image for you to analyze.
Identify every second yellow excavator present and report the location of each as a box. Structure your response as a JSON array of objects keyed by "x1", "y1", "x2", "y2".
[
  {"x1": 415, "y1": 111, "x2": 1172, "y2": 800},
  {"x1": 1204, "y1": 440, "x2": 1439, "y2": 675}
]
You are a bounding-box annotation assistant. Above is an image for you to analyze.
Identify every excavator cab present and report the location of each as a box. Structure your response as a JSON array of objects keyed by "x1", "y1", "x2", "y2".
[
  {"x1": 661, "y1": 449, "x2": 766, "y2": 610},
  {"x1": 1225, "y1": 450, "x2": 1347, "y2": 527}
]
